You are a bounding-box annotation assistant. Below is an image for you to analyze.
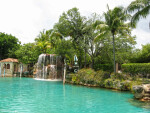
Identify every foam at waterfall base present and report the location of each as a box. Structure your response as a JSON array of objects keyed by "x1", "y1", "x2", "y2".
[{"x1": 34, "y1": 78, "x2": 62, "y2": 81}]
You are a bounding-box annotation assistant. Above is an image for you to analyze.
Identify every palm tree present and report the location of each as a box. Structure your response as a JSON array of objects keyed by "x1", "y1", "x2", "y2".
[
  {"x1": 36, "y1": 41, "x2": 51, "y2": 54},
  {"x1": 35, "y1": 30, "x2": 51, "y2": 54},
  {"x1": 127, "y1": 0, "x2": 150, "y2": 27},
  {"x1": 35, "y1": 29, "x2": 49, "y2": 42},
  {"x1": 48, "y1": 29, "x2": 63, "y2": 48},
  {"x1": 95, "y1": 5, "x2": 131, "y2": 74},
  {"x1": 35, "y1": 29, "x2": 63, "y2": 54}
]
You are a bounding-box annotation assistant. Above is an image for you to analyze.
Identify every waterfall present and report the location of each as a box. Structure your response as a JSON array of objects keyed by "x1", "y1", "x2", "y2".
[
  {"x1": 43, "y1": 64, "x2": 45, "y2": 79},
  {"x1": 36, "y1": 54, "x2": 63, "y2": 80},
  {"x1": 45, "y1": 66, "x2": 48, "y2": 79}
]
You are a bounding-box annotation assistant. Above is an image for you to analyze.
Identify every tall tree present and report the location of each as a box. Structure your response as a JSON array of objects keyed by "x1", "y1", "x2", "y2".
[
  {"x1": 54, "y1": 7, "x2": 86, "y2": 67},
  {"x1": 0, "y1": 32, "x2": 20, "y2": 60},
  {"x1": 15, "y1": 43, "x2": 39, "y2": 64},
  {"x1": 55, "y1": 39, "x2": 75, "y2": 64},
  {"x1": 83, "y1": 13, "x2": 103, "y2": 68},
  {"x1": 95, "y1": 5, "x2": 131, "y2": 74},
  {"x1": 47, "y1": 29, "x2": 63, "y2": 48},
  {"x1": 130, "y1": 43, "x2": 150, "y2": 63},
  {"x1": 127, "y1": 0, "x2": 150, "y2": 27}
]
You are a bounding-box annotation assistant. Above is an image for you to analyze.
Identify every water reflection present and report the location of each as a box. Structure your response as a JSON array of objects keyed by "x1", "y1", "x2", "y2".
[{"x1": 128, "y1": 98, "x2": 150, "y2": 109}]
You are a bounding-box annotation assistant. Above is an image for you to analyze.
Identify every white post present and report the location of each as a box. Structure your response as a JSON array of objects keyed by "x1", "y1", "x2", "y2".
[
  {"x1": 63, "y1": 59, "x2": 66, "y2": 84},
  {"x1": 20, "y1": 64, "x2": 23, "y2": 77},
  {"x1": 3, "y1": 64, "x2": 5, "y2": 77}
]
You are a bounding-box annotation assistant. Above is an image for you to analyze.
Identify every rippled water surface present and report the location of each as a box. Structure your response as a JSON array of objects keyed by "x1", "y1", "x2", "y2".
[{"x1": 0, "y1": 78, "x2": 150, "y2": 113}]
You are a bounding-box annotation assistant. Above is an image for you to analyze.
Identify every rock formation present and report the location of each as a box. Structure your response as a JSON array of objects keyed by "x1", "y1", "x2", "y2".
[{"x1": 133, "y1": 84, "x2": 150, "y2": 101}]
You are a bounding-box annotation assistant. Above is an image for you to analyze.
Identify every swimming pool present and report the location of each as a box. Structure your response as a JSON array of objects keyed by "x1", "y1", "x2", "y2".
[{"x1": 0, "y1": 78, "x2": 149, "y2": 113}]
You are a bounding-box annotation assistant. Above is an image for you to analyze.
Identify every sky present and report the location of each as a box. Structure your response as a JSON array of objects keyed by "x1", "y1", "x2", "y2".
[{"x1": 0, "y1": 0, "x2": 149, "y2": 49}]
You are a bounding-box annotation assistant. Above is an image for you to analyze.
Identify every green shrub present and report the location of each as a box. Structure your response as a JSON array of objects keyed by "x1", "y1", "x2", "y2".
[
  {"x1": 24, "y1": 71, "x2": 29, "y2": 76},
  {"x1": 71, "y1": 68, "x2": 111, "y2": 85},
  {"x1": 66, "y1": 74, "x2": 74, "y2": 81},
  {"x1": 122, "y1": 63, "x2": 150, "y2": 77},
  {"x1": 111, "y1": 73, "x2": 127, "y2": 81},
  {"x1": 96, "y1": 70, "x2": 110, "y2": 79},
  {"x1": 94, "y1": 70, "x2": 110, "y2": 87},
  {"x1": 120, "y1": 81, "x2": 131, "y2": 91},
  {"x1": 129, "y1": 81, "x2": 142, "y2": 92},
  {"x1": 16, "y1": 72, "x2": 20, "y2": 77},
  {"x1": 71, "y1": 74, "x2": 80, "y2": 84},
  {"x1": 113, "y1": 79, "x2": 120, "y2": 89},
  {"x1": 94, "y1": 64, "x2": 113, "y2": 72},
  {"x1": 72, "y1": 75, "x2": 77, "y2": 82},
  {"x1": 104, "y1": 79, "x2": 114, "y2": 88},
  {"x1": 73, "y1": 68, "x2": 96, "y2": 84},
  {"x1": 94, "y1": 70, "x2": 104, "y2": 86}
]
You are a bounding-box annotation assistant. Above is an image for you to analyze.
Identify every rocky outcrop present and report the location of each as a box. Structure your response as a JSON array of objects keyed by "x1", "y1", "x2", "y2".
[{"x1": 133, "y1": 84, "x2": 150, "y2": 101}]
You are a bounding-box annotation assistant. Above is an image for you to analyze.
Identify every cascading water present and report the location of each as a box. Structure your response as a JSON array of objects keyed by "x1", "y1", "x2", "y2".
[{"x1": 35, "y1": 54, "x2": 63, "y2": 80}]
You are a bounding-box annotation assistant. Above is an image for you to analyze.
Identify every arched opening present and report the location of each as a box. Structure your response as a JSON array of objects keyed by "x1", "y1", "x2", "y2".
[{"x1": 7, "y1": 64, "x2": 10, "y2": 69}]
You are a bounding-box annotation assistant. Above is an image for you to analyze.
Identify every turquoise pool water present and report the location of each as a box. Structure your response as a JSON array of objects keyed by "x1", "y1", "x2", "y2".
[{"x1": 0, "y1": 78, "x2": 150, "y2": 113}]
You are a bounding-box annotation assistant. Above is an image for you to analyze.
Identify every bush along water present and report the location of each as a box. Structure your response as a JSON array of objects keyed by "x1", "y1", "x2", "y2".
[
  {"x1": 93, "y1": 64, "x2": 113, "y2": 73},
  {"x1": 122, "y1": 63, "x2": 150, "y2": 79},
  {"x1": 66, "y1": 68, "x2": 143, "y2": 91}
]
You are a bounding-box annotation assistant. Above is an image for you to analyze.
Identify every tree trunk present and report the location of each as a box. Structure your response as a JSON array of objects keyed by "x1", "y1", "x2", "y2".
[
  {"x1": 84, "y1": 48, "x2": 86, "y2": 68},
  {"x1": 91, "y1": 57, "x2": 94, "y2": 69},
  {"x1": 0, "y1": 47, "x2": 1, "y2": 60},
  {"x1": 112, "y1": 34, "x2": 116, "y2": 74},
  {"x1": 79, "y1": 54, "x2": 82, "y2": 68}
]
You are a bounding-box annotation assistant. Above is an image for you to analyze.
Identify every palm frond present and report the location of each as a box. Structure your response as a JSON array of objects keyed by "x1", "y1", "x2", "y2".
[
  {"x1": 94, "y1": 31, "x2": 109, "y2": 42},
  {"x1": 93, "y1": 20, "x2": 104, "y2": 28},
  {"x1": 127, "y1": 0, "x2": 150, "y2": 27},
  {"x1": 139, "y1": 5, "x2": 150, "y2": 18},
  {"x1": 96, "y1": 24, "x2": 109, "y2": 31},
  {"x1": 127, "y1": 2, "x2": 145, "y2": 13},
  {"x1": 131, "y1": 4, "x2": 150, "y2": 26}
]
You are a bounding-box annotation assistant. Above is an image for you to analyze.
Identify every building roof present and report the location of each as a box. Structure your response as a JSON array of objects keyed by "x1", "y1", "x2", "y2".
[{"x1": 0, "y1": 58, "x2": 18, "y2": 63}]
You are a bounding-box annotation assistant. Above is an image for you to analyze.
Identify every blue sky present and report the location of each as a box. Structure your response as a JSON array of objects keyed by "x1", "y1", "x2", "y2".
[{"x1": 0, "y1": 0, "x2": 149, "y2": 49}]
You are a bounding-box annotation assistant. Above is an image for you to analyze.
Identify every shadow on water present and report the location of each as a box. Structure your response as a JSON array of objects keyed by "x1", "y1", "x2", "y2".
[{"x1": 128, "y1": 98, "x2": 150, "y2": 109}]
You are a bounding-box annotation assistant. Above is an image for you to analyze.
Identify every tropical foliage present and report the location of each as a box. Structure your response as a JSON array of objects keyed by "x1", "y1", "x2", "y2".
[
  {"x1": 95, "y1": 6, "x2": 133, "y2": 73},
  {"x1": 0, "y1": 32, "x2": 20, "y2": 60},
  {"x1": 67, "y1": 68, "x2": 140, "y2": 91},
  {"x1": 130, "y1": 44, "x2": 150, "y2": 63},
  {"x1": 15, "y1": 43, "x2": 39, "y2": 64},
  {"x1": 127, "y1": 0, "x2": 150, "y2": 27},
  {"x1": 122, "y1": 63, "x2": 150, "y2": 77},
  {"x1": 1, "y1": 0, "x2": 150, "y2": 76}
]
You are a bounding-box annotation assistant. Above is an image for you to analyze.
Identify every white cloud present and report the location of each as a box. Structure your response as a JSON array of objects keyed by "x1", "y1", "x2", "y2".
[
  {"x1": 0, "y1": 0, "x2": 149, "y2": 48},
  {"x1": 132, "y1": 15, "x2": 150, "y2": 49},
  {"x1": 133, "y1": 27, "x2": 150, "y2": 49}
]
